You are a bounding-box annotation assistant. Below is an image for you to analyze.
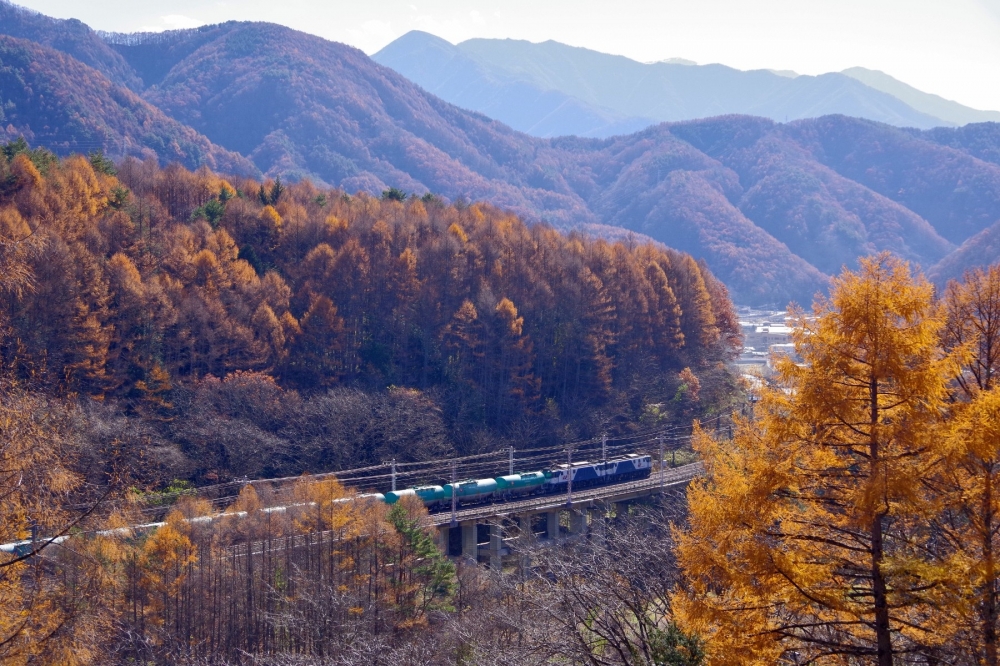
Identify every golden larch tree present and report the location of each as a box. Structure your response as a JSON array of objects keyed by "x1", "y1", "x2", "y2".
[
  {"x1": 935, "y1": 388, "x2": 1000, "y2": 666},
  {"x1": 674, "y1": 254, "x2": 956, "y2": 665},
  {"x1": 0, "y1": 390, "x2": 101, "y2": 665},
  {"x1": 934, "y1": 264, "x2": 1000, "y2": 665},
  {"x1": 942, "y1": 264, "x2": 1000, "y2": 396}
]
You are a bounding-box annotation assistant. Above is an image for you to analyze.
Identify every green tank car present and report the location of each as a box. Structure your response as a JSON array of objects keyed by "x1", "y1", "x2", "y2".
[
  {"x1": 383, "y1": 485, "x2": 447, "y2": 506},
  {"x1": 495, "y1": 471, "x2": 551, "y2": 494},
  {"x1": 442, "y1": 478, "x2": 498, "y2": 503}
]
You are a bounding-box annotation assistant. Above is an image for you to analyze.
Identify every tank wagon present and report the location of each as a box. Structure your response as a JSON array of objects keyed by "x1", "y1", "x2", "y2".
[{"x1": 383, "y1": 453, "x2": 652, "y2": 510}]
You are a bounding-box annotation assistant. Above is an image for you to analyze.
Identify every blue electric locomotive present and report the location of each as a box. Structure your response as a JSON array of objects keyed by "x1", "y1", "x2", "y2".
[{"x1": 543, "y1": 453, "x2": 652, "y2": 493}]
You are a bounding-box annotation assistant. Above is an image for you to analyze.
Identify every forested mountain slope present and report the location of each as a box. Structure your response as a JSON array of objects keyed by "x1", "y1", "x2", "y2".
[
  {"x1": 3, "y1": 12, "x2": 1000, "y2": 303},
  {"x1": 921, "y1": 122, "x2": 1000, "y2": 168},
  {"x1": 0, "y1": 0, "x2": 141, "y2": 90},
  {"x1": 928, "y1": 221, "x2": 1000, "y2": 285},
  {"x1": 0, "y1": 146, "x2": 739, "y2": 483},
  {"x1": 107, "y1": 23, "x2": 1000, "y2": 302},
  {"x1": 0, "y1": 34, "x2": 257, "y2": 175},
  {"x1": 840, "y1": 67, "x2": 1000, "y2": 127}
]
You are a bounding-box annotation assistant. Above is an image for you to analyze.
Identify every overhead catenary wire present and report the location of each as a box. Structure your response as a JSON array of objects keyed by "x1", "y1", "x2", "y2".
[{"x1": 126, "y1": 423, "x2": 703, "y2": 516}]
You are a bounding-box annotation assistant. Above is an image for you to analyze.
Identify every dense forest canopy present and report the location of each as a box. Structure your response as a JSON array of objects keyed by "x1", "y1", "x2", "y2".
[{"x1": 0, "y1": 141, "x2": 740, "y2": 487}]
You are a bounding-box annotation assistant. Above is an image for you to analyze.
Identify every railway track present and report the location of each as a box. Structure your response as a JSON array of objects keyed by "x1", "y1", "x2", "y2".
[
  {"x1": 427, "y1": 461, "x2": 703, "y2": 525},
  {"x1": 174, "y1": 462, "x2": 705, "y2": 561}
]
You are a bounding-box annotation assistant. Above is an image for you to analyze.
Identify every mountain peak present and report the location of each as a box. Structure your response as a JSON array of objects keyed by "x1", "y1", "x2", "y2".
[
  {"x1": 378, "y1": 29, "x2": 454, "y2": 49},
  {"x1": 0, "y1": 33, "x2": 256, "y2": 175},
  {"x1": 0, "y1": 0, "x2": 143, "y2": 90},
  {"x1": 655, "y1": 57, "x2": 698, "y2": 66}
]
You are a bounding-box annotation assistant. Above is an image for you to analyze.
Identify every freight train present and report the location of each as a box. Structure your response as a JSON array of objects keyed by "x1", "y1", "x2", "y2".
[
  {"x1": 382, "y1": 453, "x2": 652, "y2": 510},
  {"x1": 1, "y1": 454, "x2": 652, "y2": 557}
]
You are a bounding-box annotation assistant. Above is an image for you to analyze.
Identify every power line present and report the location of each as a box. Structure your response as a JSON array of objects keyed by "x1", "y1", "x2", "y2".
[{"x1": 126, "y1": 422, "x2": 705, "y2": 517}]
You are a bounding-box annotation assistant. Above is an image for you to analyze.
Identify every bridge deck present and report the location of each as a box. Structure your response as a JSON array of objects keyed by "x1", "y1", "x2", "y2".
[{"x1": 428, "y1": 461, "x2": 702, "y2": 526}]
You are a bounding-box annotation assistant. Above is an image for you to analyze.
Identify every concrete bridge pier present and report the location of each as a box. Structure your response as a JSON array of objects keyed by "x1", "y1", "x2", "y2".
[
  {"x1": 589, "y1": 507, "x2": 607, "y2": 547},
  {"x1": 435, "y1": 525, "x2": 449, "y2": 554},
  {"x1": 545, "y1": 510, "x2": 560, "y2": 540},
  {"x1": 568, "y1": 510, "x2": 588, "y2": 535},
  {"x1": 461, "y1": 521, "x2": 477, "y2": 561},
  {"x1": 516, "y1": 514, "x2": 536, "y2": 572},
  {"x1": 488, "y1": 520, "x2": 504, "y2": 570},
  {"x1": 613, "y1": 501, "x2": 630, "y2": 519}
]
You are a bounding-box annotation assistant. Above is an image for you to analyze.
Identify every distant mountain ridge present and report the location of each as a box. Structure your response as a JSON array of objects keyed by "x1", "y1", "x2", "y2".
[
  {"x1": 373, "y1": 31, "x2": 997, "y2": 138},
  {"x1": 2, "y1": 7, "x2": 1000, "y2": 305},
  {"x1": 840, "y1": 67, "x2": 1000, "y2": 127},
  {"x1": 370, "y1": 31, "x2": 656, "y2": 139}
]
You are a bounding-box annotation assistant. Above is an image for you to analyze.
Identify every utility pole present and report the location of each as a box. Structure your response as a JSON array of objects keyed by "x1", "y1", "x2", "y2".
[
  {"x1": 659, "y1": 434, "x2": 665, "y2": 488},
  {"x1": 567, "y1": 444, "x2": 573, "y2": 507},
  {"x1": 601, "y1": 433, "x2": 607, "y2": 465},
  {"x1": 509, "y1": 446, "x2": 514, "y2": 476},
  {"x1": 450, "y1": 460, "x2": 457, "y2": 527},
  {"x1": 391, "y1": 459, "x2": 397, "y2": 492}
]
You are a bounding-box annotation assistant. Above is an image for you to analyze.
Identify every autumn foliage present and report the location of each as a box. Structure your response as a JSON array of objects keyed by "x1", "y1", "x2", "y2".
[
  {"x1": 99, "y1": 478, "x2": 454, "y2": 663},
  {"x1": 0, "y1": 389, "x2": 104, "y2": 665},
  {"x1": 676, "y1": 256, "x2": 1000, "y2": 665},
  {"x1": 0, "y1": 143, "x2": 737, "y2": 453}
]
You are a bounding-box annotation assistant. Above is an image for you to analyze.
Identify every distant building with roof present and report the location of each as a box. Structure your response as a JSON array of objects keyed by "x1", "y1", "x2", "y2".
[{"x1": 744, "y1": 322, "x2": 793, "y2": 350}]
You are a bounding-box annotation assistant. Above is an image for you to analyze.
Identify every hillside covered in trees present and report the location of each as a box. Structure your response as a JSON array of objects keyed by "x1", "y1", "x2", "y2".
[
  {"x1": 0, "y1": 142, "x2": 739, "y2": 488},
  {"x1": 3, "y1": 4, "x2": 1000, "y2": 303},
  {"x1": 0, "y1": 27, "x2": 255, "y2": 175}
]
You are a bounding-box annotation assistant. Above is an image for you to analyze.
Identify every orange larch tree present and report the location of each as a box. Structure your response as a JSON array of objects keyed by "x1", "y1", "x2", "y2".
[
  {"x1": 675, "y1": 254, "x2": 957, "y2": 665},
  {"x1": 933, "y1": 264, "x2": 1000, "y2": 666}
]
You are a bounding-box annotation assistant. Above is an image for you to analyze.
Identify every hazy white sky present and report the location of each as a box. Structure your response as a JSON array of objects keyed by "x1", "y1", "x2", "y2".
[{"x1": 14, "y1": 0, "x2": 1000, "y2": 112}]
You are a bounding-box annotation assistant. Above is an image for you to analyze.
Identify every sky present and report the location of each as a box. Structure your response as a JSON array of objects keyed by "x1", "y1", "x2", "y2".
[{"x1": 13, "y1": 0, "x2": 1000, "y2": 112}]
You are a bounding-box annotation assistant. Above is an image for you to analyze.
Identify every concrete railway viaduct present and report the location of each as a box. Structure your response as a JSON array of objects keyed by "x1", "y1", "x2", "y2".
[{"x1": 429, "y1": 462, "x2": 702, "y2": 568}]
